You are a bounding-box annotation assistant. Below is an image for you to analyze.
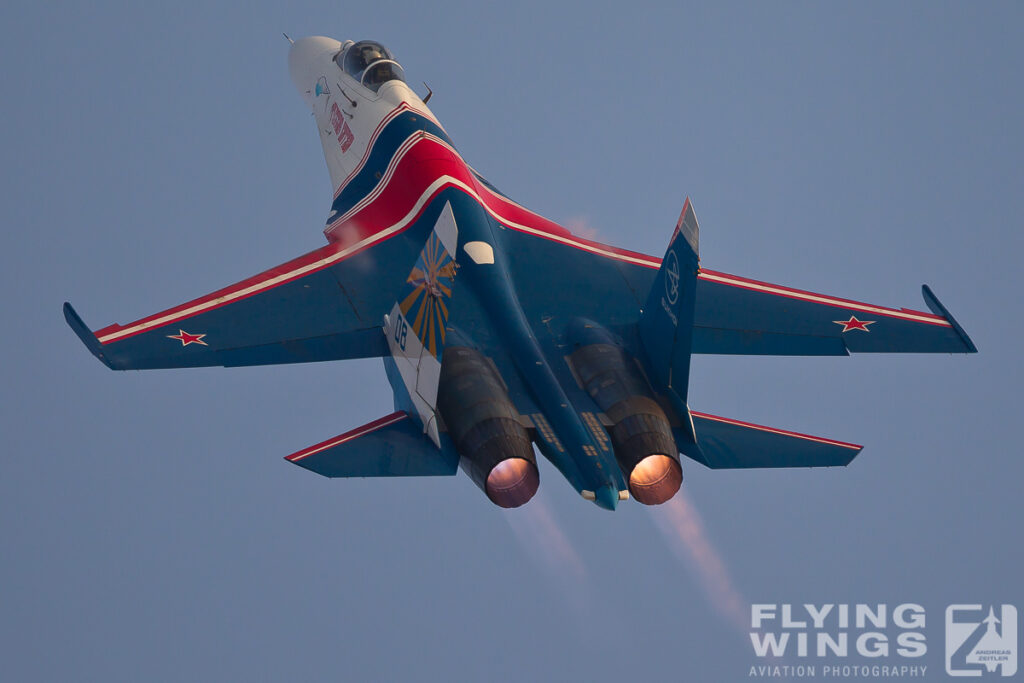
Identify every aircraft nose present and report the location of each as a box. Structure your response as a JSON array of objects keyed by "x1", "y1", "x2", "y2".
[
  {"x1": 288, "y1": 36, "x2": 343, "y2": 99},
  {"x1": 593, "y1": 485, "x2": 620, "y2": 511}
]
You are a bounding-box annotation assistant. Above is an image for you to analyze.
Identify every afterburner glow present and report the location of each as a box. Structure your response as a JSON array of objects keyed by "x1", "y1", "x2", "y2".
[
  {"x1": 628, "y1": 454, "x2": 682, "y2": 505},
  {"x1": 485, "y1": 458, "x2": 539, "y2": 508}
]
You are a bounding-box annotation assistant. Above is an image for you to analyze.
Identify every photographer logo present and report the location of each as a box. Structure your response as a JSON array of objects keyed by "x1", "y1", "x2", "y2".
[{"x1": 946, "y1": 605, "x2": 1017, "y2": 677}]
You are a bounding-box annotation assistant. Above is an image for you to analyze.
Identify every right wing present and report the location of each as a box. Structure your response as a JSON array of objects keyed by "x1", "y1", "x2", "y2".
[{"x1": 65, "y1": 229, "x2": 428, "y2": 370}]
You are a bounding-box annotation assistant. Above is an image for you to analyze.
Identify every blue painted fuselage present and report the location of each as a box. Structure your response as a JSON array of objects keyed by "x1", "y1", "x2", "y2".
[{"x1": 382, "y1": 188, "x2": 628, "y2": 509}]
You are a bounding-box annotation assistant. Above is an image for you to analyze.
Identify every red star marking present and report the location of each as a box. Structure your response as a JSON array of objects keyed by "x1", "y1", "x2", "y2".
[
  {"x1": 167, "y1": 329, "x2": 208, "y2": 346},
  {"x1": 833, "y1": 316, "x2": 875, "y2": 333}
]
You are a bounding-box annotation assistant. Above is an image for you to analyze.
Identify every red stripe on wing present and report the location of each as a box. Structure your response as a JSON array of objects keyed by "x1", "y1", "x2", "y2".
[
  {"x1": 690, "y1": 411, "x2": 862, "y2": 450},
  {"x1": 285, "y1": 412, "x2": 410, "y2": 463}
]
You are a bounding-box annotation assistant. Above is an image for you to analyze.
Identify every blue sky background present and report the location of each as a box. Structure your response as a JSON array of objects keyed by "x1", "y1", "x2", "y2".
[{"x1": 2, "y1": 2, "x2": 1021, "y2": 680}]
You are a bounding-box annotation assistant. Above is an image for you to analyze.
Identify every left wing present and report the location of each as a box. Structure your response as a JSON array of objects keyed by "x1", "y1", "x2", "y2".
[{"x1": 64, "y1": 237, "x2": 422, "y2": 370}]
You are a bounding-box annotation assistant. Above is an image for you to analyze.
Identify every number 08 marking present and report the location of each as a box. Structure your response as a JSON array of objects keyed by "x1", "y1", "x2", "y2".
[{"x1": 394, "y1": 317, "x2": 408, "y2": 351}]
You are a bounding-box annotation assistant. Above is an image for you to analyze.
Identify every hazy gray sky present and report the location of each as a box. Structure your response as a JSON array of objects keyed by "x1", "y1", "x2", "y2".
[{"x1": 2, "y1": 2, "x2": 1021, "y2": 680}]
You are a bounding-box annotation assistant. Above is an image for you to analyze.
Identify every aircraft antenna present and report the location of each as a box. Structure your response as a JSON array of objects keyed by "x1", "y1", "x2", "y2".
[{"x1": 336, "y1": 84, "x2": 358, "y2": 108}]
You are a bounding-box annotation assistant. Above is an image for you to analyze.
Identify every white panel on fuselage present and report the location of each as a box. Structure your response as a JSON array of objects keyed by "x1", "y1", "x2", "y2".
[
  {"x1": 384, "y1": 202, "x2": 459, "y2": 447},
  {"x1": 385, "y1": 302, "x2": 441, "y2": 445}
]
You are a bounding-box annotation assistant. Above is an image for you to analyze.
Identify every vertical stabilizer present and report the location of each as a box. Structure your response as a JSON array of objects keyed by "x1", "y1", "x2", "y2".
[{"x1": 638, "y1": 198, "x2": 700, "y2": 416}]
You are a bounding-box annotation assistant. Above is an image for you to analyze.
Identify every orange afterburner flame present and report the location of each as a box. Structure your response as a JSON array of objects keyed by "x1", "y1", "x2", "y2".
[
  {"x1": 485, "y1": 458, "x2": 539, "y2": 508},
  {"x1": 628, "y1": 454, "x2": 683, "y2": 505}
]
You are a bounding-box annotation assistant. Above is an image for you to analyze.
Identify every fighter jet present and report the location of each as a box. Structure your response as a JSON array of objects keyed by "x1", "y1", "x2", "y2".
[{"x1": 65, "y1": 36, "x2": 976, "y2": 510}]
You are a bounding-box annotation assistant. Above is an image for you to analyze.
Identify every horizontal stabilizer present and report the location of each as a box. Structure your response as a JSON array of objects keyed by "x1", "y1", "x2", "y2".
[
  {"x1": 681, "y1": 411, "x2": 863, "y2": 469},
  {"x1": 285, "y1": 411, "x2": 459, "y2": 478}
]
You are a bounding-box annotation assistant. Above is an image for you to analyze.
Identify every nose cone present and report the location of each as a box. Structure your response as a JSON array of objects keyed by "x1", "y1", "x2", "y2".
[
  {"x1": 593, "y1": 485, "x2": 620, "y2": 511},
  {"x1": 288, "y1": 36, "x2": 343, "y2": 100}
]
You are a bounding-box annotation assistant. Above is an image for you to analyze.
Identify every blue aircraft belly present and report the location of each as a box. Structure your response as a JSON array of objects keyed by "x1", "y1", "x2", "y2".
[{"x1": 436, "y1": 192, "x2": 625, "y2": 499}]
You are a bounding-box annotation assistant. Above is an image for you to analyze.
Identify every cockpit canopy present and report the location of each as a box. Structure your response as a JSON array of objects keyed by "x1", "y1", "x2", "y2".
[{"x1": 337, "y1": 40, "x2": 405, "y2": 93}]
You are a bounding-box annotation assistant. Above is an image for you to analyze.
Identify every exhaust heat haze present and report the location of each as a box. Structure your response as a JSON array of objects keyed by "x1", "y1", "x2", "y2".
[{"x1": 653, "y1": 491, "x2": 748, "y2": 633}]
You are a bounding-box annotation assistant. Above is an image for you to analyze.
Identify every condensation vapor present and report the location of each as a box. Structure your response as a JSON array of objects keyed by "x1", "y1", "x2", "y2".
[
  {"x1": 653, "y1": 490, "x2": 749, "y2": 633},
  {"x1": 504, "y1": 492, "x2": 590, "y2": 609},
  {"x1": 563, "y1": 215, "x2": 600, "y2": 241}
]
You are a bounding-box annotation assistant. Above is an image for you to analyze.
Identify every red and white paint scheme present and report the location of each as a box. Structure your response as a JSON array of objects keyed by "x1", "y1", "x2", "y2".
[
  {"x1": 833, "y1": 316, "x2": 876, "y2": 333},
  {"x1": 690, "y1": 411, "x2": 862, "y2": 451},
  {"x1": 166, "y1": 329, "x2": 208, "y2": 346},
  {"x1": 288, "y1": 36, "x2": 443, "y2": 197},
  {"x1": 65, "y1": 34, "x2": 976, "y2": 512},
  {"x1": 286, "y1": 412, "x2": 408, "y2": 463}
]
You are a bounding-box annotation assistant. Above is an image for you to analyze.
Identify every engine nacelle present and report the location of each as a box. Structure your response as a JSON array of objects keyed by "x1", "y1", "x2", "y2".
[
  {"x1": 567, "y1": 320, "x2": 682, "y2": 505},
  {"x1": 437, "y1": 346, "x2": 539, "y2": 508}
]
